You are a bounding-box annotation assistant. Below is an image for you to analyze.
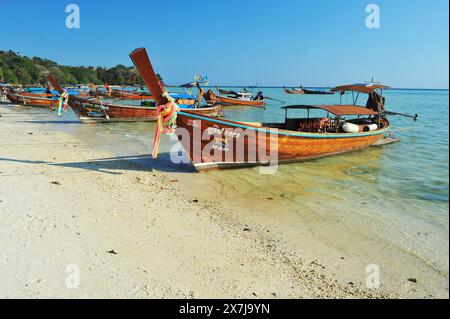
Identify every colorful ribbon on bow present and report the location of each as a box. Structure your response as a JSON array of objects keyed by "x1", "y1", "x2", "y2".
[
  {"x1": 58, "y1": 90, "x2": 69, "y2": 116},
  {"x1": 152, "y1": 100, "x2": 179, "y2": 158}
]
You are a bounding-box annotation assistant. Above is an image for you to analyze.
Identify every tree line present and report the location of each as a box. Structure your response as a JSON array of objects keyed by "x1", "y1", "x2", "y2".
[{"x1": 0, "y1": 50, "x2": 161, "y2": 86}]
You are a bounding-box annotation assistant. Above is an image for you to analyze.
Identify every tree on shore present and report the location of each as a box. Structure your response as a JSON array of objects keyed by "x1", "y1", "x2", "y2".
[{"x1": 0, "y1": 50, "x2": 162, "y2": 86}]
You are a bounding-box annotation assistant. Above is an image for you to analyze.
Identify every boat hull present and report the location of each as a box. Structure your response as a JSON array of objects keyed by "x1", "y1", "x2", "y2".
[
  {"x1": 175, "y1": 112, "x2": 388, "y2": 171},
  {"x1": 111, "y1": 90, "x2": 154, "y2": 100},
  {"x1": 68, "y1": 96, "x2": 222, "y2": 123},
  {"x1": 284, "y1": 88, "x2": 304, "y2": 94},
  {"x1": 216, "y1": 95, "x2": 265, "y2": 107},
  {"x1": 7, "y1": 93, "x2": 59, "y2": 108},
  {"x1": 303, "y1": 89, "x2": 334, "y2": 95}
]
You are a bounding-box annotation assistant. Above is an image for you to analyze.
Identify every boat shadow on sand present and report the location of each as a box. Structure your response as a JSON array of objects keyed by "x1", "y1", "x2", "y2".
[
  {"x1": 0, "y1": 153, "x2": 195, "y2": 175},
  {"x1": 52, "y1": 153, "x2": 196, "y2": 174}
]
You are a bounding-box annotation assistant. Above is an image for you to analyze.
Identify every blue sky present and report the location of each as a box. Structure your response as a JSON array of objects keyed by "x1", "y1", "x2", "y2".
[{"x1": 0, "y1": 0, "x2": 448, "y2": 88}]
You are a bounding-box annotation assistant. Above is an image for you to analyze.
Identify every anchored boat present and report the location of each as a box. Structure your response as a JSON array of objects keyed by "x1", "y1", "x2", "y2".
[
  {"x1": 111, "y1": 89, "x2": 154, "y2": 100},
  {"x1": 173, "y1": 82, "x2": 418, "y2": 170},
  {"x1": 284, "y1": 85, "x2": 334, "y2": 95},
  {"x1": 204, "y1": 87, "x2": 265, "y2": 107},
  {"x1": 174, "y1": 104, "x2": 391, "y2": 171},
  {"x1": 283, "y1": 86, "x2": 305, "y2": 94},
  {"x1": 6, "y1": 92, "x2": 59, "y2": 109},
  {"x1": 68, "y1": 95, "x2": 221, "y2": 124}
]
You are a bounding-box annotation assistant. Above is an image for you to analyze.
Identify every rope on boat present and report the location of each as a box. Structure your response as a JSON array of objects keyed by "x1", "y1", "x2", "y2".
[
  {"x1": 58, "y1": 90, "x2": 69, "y2": 116},
  {"x1": 152, "y1": 92, "x2": 180, "y2": 158}
]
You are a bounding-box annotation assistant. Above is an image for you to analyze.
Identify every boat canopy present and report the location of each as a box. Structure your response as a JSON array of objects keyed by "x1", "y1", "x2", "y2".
[
  {"x1": 282, "y1": 105, "x2": 379, "y2": 116},
  {"x1": 331, "y1": 83, "x2": 390, "y2": 94}
]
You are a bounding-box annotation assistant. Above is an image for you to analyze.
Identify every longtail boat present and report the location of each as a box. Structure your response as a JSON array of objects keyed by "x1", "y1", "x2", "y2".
[
  {"x1": 283, "y1": 86, "x2": 333, "y2": 95},
  {"x1": 15, "y1": 92, "x2": 58, "y2": 98},
  {"x1": 111, "y1": 90, "x2": 154, "y2": 100},
  {"x1": 284, "y1": 86, "x2": 304, "y2": 94},
  {"x1": 216, "y1": 86, "x2": 238, "y2": 95},
  {"x1": 203, "y1": 89, "x2": 265, "y2": 107},
  {"x1": 302, "y1": 87, "x2": 334, "y2": 95},
  {"x1": 68, "y1": 96, "x2": 221, "y2": 124},
  {"x1": 174, "y1": 105, "x2": 393, "y2": 171},
  {"x1": 173, "y1": 82, "x2": 417, "y2": 171},
  {"x1": 7, "y1": 92, "x2": 59, "y2": 109}
]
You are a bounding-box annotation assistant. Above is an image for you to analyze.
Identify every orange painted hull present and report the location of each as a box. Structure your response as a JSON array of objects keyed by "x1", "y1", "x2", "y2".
[
  {"x1": 19, "y1": 92, "x2": 58, "y2": 98},
  {"x1": 175, "y1": 112, "x2": 388, "y2": 171},
  {"x1": 284, "y1": 88, "x2": 304, "y2": 94},
  {"x1": 216, "y1": 95, "x2": 265, "y2": 107},
  {"x1": 111, "y1": 90, "x2": 154, "y2": 100},
  {"x1": 7, "y1": 93, "x2": 59, "y2": 108}
]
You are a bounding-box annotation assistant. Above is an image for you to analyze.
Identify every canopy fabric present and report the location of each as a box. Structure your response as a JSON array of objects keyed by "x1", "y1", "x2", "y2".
[
  {"x1": 331, "y1": 83, "x2": 390, "y2": 94},
  {"x1": 282, "y1": 105, "x2": 379, "y2": 116}
]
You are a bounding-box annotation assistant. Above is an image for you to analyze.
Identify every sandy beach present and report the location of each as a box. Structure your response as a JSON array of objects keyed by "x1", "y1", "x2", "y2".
[{"x1": 0, "y1": 103, "x2": 448, "y2": 299}]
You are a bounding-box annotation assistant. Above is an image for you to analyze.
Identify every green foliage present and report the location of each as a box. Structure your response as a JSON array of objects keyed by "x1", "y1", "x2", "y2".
[{"x1": 0, "y1": 50, "x2": 162, "y2": 86}]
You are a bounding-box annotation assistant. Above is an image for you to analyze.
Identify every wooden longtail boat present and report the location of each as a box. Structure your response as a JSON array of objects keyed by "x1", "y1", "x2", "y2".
[
  {"x1": 16, "y1": 92, "x2": 58, "y2": 98},
  {"x1": 7, "y1": 92, "x2": 59, "y2": 109},
  {"x1": 283, "y1": 86, "x2": 333, "y2": 95},
  {"x1": 215, "y1": 94, "x2": 265, "y2": 107},
  {"x1": 216, "y1": 86, "x2": 238, "y2": 95},
  {"x1": 111, "y1": 90, "x2": 154, "y2": 100},
  {"x1": 302, "y1": 88, "x2": 334, "y2": 95},
  {"x1": 203, "y1": 89, "x2": 265, "y2": 107},
  {"x1": 68, "y1": 96, "x2": 221, "y2": 123},
  {"x1": 284, "y1": 86, "x2": 304, "y2": 94},
  {"x1": 174, "y1": 105, "x2": 392, "y2": 171}
]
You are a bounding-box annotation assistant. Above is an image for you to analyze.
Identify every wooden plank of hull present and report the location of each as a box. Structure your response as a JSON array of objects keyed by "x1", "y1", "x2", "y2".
[
  {"x1": 216, "y1": 95, "x2": 265, "y2": 107},
  {"x1": 68, "y1": 96, "x2": 221, "y2": 123},
  {"x1": 175, "y1": 112, "x2": 387, "y2": 171},
  {"x1": 7, "y1": 93, "x2": 59, "y2": 108}
]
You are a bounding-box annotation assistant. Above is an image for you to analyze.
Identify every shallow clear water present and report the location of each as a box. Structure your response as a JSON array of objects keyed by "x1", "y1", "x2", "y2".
[{"x1": 56, "y1": 88, "x2": 449, "y2": 273}]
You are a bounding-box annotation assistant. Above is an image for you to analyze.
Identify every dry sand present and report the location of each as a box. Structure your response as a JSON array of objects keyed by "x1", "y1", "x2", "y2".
[{"x1": 0, "y1": 103, "x2": 447, "y2": 299}]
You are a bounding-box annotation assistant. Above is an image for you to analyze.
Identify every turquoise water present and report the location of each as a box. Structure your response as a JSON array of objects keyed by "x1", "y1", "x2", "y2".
[
  {"x1": 60, "y1": 88, "x2": 449, "y2": 274},
  {"x1": 170, "y1": 88, "x2": 449, "y2": 273}
]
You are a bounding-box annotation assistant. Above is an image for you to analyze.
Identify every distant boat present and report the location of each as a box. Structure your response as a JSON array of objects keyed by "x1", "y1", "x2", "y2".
[
  {"x1": 283, "y1": 86, "x2": 304, "y2": 94},
  {"x1": 302, "y1": 87, "x2": 334, "y2": 95},
  {"x1": 110, "y1": 89, "x2": 154, "y2": 100},
  {"x1": 284, "y1": 86, "x2": 334, "y2": 95},
  {"x1": 216, "y1": 86, "x2": 237, "y2": 95},
  {"x1": 207, "y1": 87, "x2": 265, "y2": 107}
]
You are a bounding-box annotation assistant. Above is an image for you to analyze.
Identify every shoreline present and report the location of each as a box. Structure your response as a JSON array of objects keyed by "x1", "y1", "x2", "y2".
[{"x1": 0, "y1": 103, "x2": 448, "y2": 299}]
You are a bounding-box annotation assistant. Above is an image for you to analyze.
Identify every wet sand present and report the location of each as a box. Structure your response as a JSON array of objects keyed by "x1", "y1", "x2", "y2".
[{"x1": 0, "y1": 103, "x2": 447, "y2": 298}]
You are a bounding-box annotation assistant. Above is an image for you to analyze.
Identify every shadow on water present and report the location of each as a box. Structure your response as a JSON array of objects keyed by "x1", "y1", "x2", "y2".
[{"x1": 0, "y1": 153, "x2": 195, "y2": 175}]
